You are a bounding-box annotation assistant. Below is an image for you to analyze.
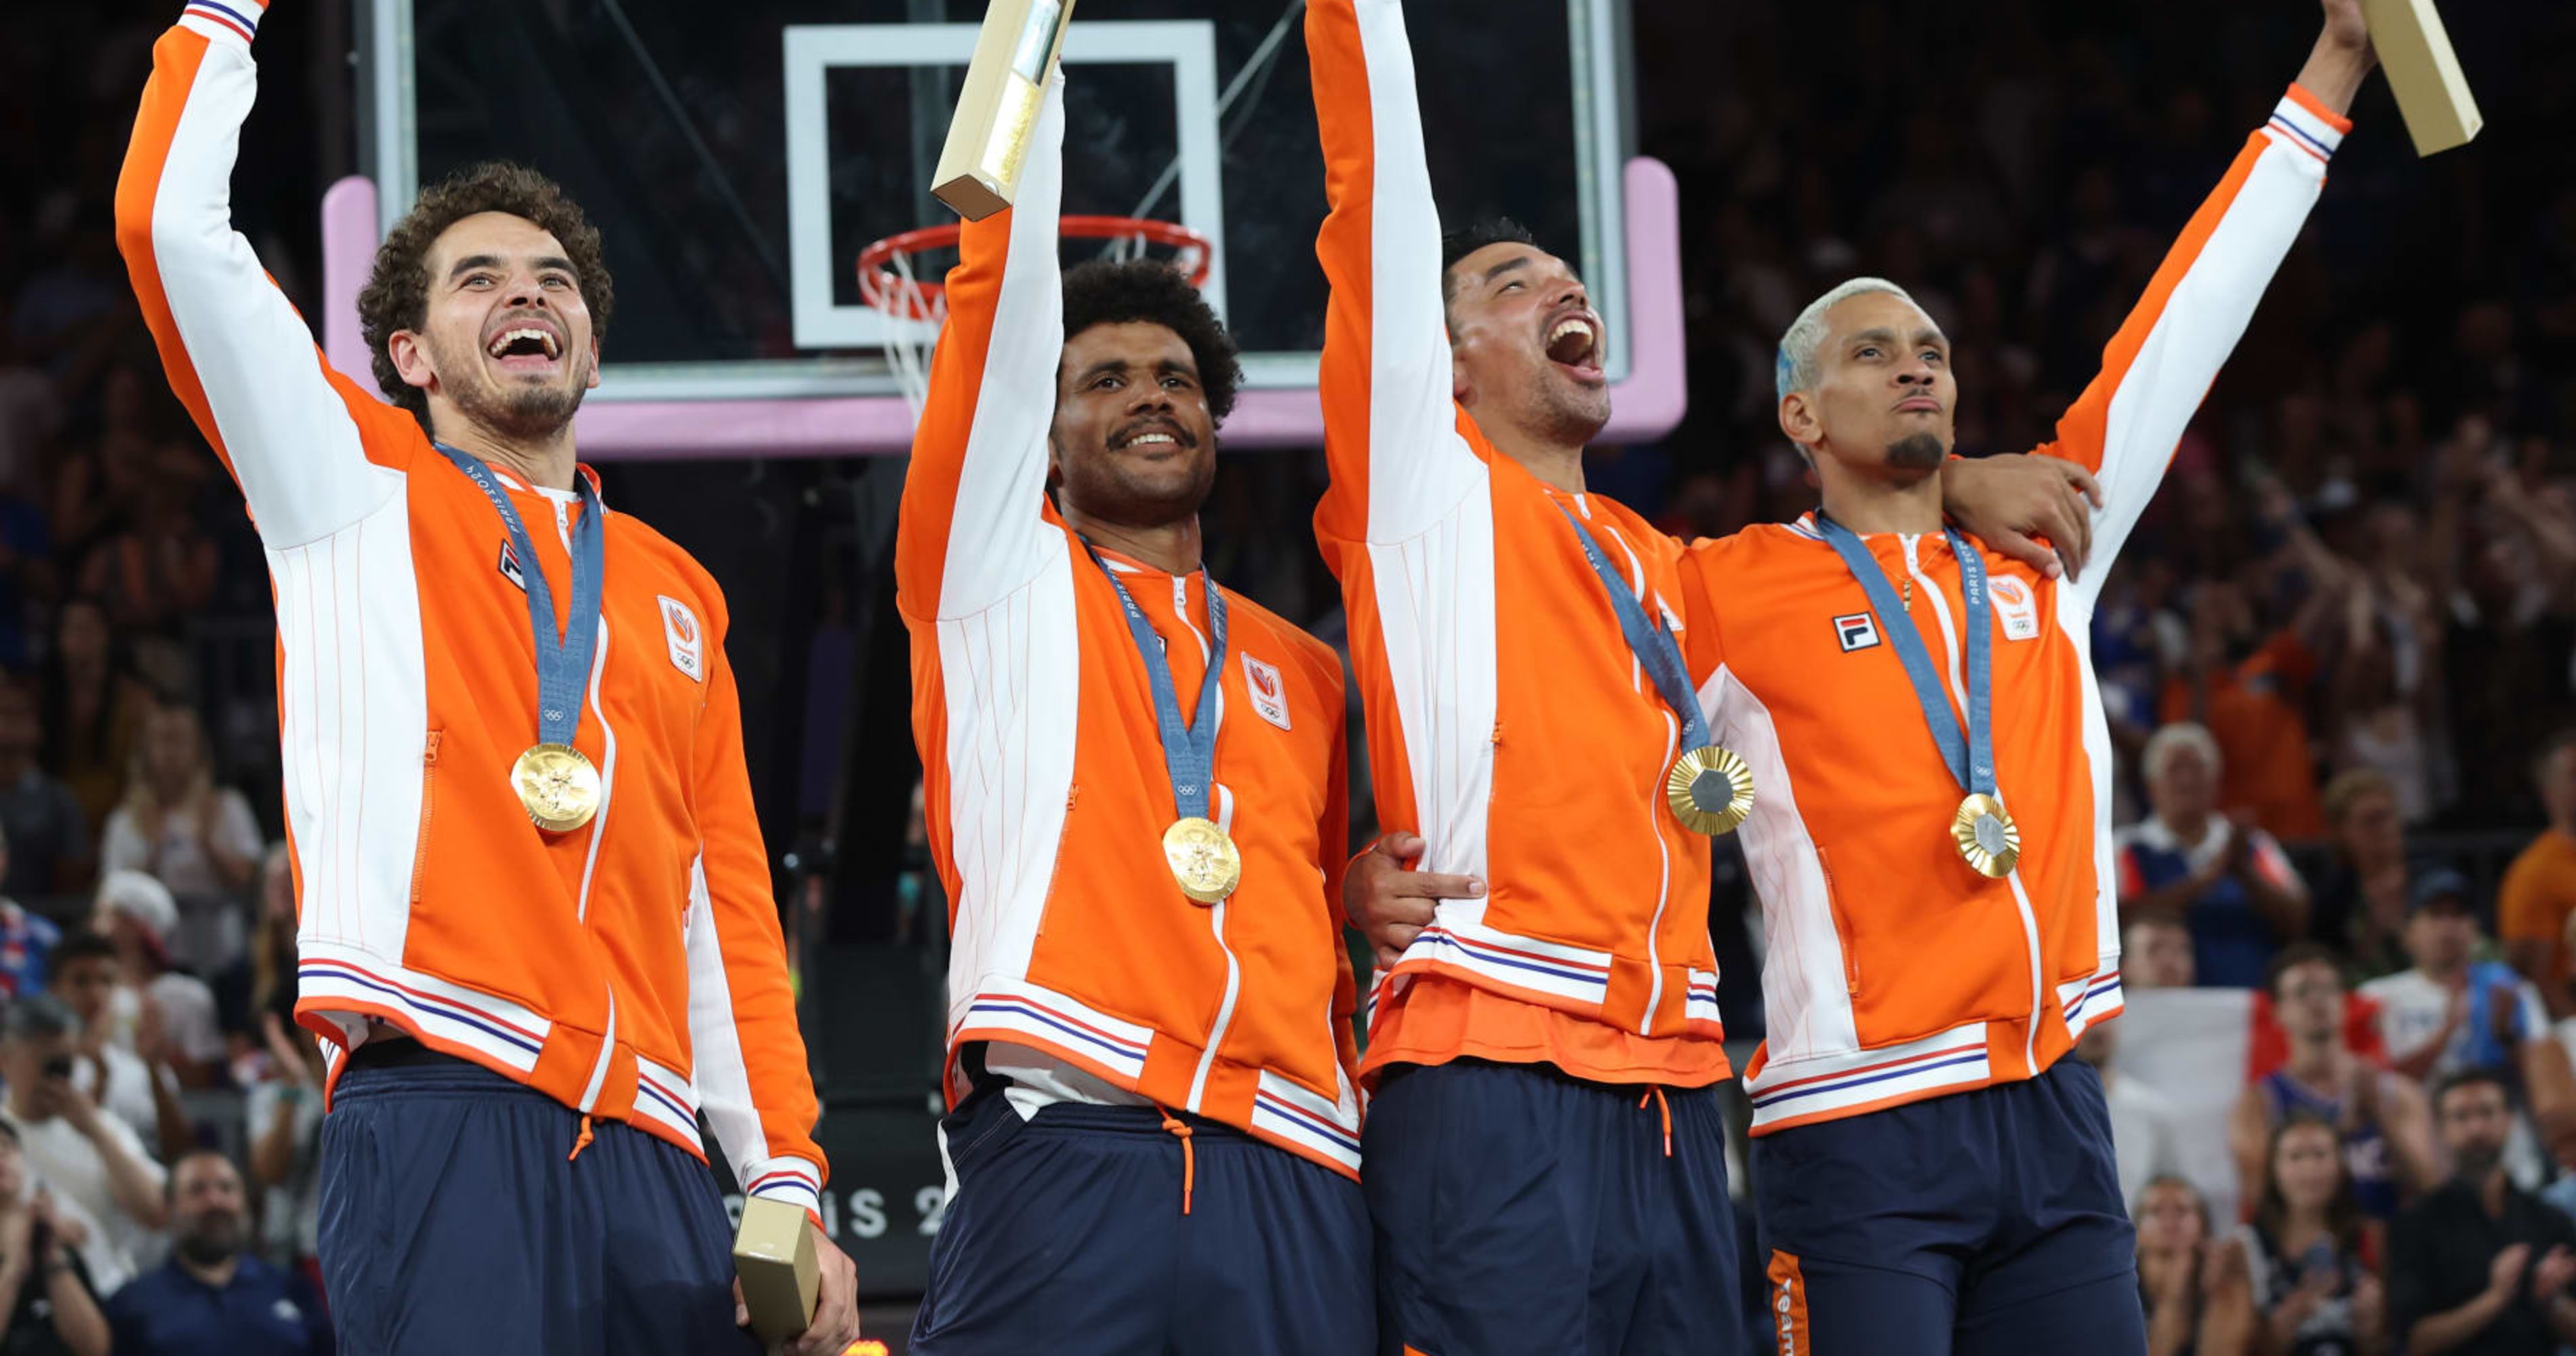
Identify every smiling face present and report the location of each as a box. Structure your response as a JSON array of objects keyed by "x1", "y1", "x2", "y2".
[
  {"x1": 2404, "y1": 898, "x2": 2478, "y2": 975},
  {"x1": 1443, "y1": 242, "x2": 1611, "y2": 450},
  {"x1": 2270, "y1": 1121, "x2": 2344, "y2": 1213},
  {"x1": 2133, "y1": 1180, "x2": 2206, "y2": 1258},
  {"x1": 387, "y1": 212, "x2": 601, "y2": 442},
  {"x1": 1779, "y1": 289, "x2": 1956, "y2": 477},
  {"x1": 2273, "y1": 959, "x2": 2346, "y2": 1045},
  {"x1": 1049, "y1": 321, "x2": 1219, "y2": 530},
  {"x1": 2148, "y1": 741, "x2": 2217, "y2": 824}
]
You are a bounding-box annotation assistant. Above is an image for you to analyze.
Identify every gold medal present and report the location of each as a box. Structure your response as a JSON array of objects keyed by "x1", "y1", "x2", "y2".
[
  {"x1": 512, "y1": 743, "x2": 601, "y2": 833},
  {"x1": 1952, "y1": 792, "x2": 2020, "y2": 879},
  {"x1": 1666, "y1": 745, "x2": 1755, "y2": 836},
  {"x1": 1162, "y1": 816, "x2": 1241, "y2": 904}
]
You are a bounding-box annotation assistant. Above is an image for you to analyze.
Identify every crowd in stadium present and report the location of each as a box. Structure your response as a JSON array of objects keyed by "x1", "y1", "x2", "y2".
[{"x1": 3, "y1": 0, "x2": 2573, "y2": 1350}]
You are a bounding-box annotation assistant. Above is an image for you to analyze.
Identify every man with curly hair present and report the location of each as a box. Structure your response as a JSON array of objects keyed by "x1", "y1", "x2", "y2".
[
  {"x1": 895, "y1": 73, "x2": 1370, "y2": 1354},
  {"x1": 111, "y1": 3, "x2": 857, "y2": 1352}
]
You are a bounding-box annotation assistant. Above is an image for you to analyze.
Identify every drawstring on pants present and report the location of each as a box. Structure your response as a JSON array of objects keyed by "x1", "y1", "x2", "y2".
[
  {"x1": 1639, "y1": 1087, "x2": 1672, "y2": 1159},
  {"x1": 568, "y1": 1113, "x2": 595, "y2": 1163},
  {"x1": 1155, "y1": 1105, "x2": 1196, "y2": 1215}
]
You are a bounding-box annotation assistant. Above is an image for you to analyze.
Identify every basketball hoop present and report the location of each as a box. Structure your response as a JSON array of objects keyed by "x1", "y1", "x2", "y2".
[{"x1": 858, "y1": 215, "x2": 1215, "y2": 419}]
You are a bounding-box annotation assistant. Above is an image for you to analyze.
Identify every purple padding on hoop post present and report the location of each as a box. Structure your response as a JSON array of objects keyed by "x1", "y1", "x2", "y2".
[
  {"x1": 319, "y1": 157, "x2": 1689, "y2": 458},
  {"x1": 321, "y1": 176, "x2": 380, "y2": 392}
]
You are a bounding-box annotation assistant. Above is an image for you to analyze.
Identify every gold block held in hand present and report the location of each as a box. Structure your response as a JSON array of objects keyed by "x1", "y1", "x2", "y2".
[
  {"x1": 2358, "y1": 0, "x2": 2482, "y2": 157},
  {"x1": 931, "y1": 0, "x2": 1078, "y2": 220},
  {"x1": 733, "y1": 1196, "x2": 820, "y2": 1353}
]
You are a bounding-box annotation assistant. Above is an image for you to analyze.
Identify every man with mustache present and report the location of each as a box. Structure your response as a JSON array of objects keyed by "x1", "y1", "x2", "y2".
[
  {"x1": 104, "y1": 1151, "x2": 327, "y2": 1355},
  {"x1": 1306, "y1": 1, "x2": 2097, "y2": 1349},
  {"x1": 2389, "y1": 1069, "x2": 2576, "y2": 1353},
  {"x1": 1694, "y1": 2, "x2": 2386, "y2": 1347},
  {"x1": 113, "y1": 3, "x2": 857, "y2": 1351},
  {"x1": 896, "y1": 74, "x2": 1369, "y2": 1354}
]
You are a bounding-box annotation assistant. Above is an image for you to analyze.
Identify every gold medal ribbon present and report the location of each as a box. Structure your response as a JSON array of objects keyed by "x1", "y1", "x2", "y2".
[
  {"x1": 434, "y1": 444, "x2": 607, "y2": 837},
  {"x1": 1083, "y1": 542, "x2": 1237, "y2": 904},
  {"x1": 1551, "y1": 504, "x2": 1754, "y2": 836},
  {"x1": 1813, "y1": 515, "x2": 2021, "y2": 879}
]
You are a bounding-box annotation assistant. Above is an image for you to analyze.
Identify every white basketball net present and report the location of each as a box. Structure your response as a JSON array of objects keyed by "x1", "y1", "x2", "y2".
[
  {"x1": 866, "y1": 248, "x2": 944, "y2": 421},
  {"x1": 864, "y1": 228, "x2": 1212, "y2": 423}
]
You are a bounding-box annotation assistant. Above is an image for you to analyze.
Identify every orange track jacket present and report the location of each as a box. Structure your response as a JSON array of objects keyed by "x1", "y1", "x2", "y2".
[
  {"x1": 117, "y1": 0, "x2": 825, "y2": 1216},
  {"x1": 1687, "y1": 87, "x2": 2350, "y2": 1134},
  {"x1": 894, "y1": 79, "x2": 1364, "y2": 1177}
]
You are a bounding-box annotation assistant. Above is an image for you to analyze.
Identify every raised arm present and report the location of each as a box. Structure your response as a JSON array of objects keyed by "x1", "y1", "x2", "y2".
[
  {"x1": 2038, "y1": 5, "x2": 2375, "y2": 603},
  {"x1": 893, "y1": 74, "x2": 1071, "y2": 622},
  {"x1": 113, "y1": 1, "x2": 416, "y2": 550},
  {"x1": 1306, "y1": 0, "x2": 1487, "y2": 546}
]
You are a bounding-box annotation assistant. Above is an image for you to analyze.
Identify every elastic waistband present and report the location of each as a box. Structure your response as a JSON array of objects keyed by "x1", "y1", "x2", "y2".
[
  {"x1": 333, "y1": 1043, "x2": 563, "y2": 1106},
  {"x1": 1022, "y1": 1100, "x2": 1253, "y2": 1142},
  {"x1": 1381, "y1": 1055, "x2": 1714, "y2": 1101}
]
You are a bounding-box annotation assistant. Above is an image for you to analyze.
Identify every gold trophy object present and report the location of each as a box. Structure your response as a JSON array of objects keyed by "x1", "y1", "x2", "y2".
[
  {"x1": 931, "y1": 0, "x2": 1078, "y2": 219},
  {"x1": 733, "y1": 1197, "x2": 820, "y2": 1356},
  {"x1": 2358, "y1": 0, "x2": 2482, "y2": 156}
]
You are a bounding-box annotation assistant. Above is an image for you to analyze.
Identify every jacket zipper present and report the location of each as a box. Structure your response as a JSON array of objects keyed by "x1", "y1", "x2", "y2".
[
  {"x1": 1902, "y1": 535, "x2": 2045, "y2": 1071},
  {"x1": 1595, "y1": 509, "x2": 1673, "y2": 1035},
  {"x1": 409, "y1": 730, "x2": 442, "y2": 903},
  {"x1": 1173, "y1": 576, "x2": 1241, "y2": 1109}
]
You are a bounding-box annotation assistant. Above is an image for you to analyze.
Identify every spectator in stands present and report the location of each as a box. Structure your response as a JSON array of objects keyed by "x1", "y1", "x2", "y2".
[
  {"x1": 2076, "y1": 1020, "x2": 2181, "y2": 1212},
  {"x1": 2437, "y1": 436, "x2": 2576, "y2": 832},
  {"x1": 52, "y1": 930, "x2": 191, "y2": 1166},
  {"x1": 2122, "y1": 723, "x2": 2312, "y2": 988},
  {"x1": 104, "y1": 1151, "x2": 330, "y2": 1356},
  {"x1": 2135, "y1": 1174, "x2": 2255, "y2": 1356},
  {"x1": 2501, "y1": 732, "x2": 2576, "y2": 1021},
  {"x1": 2239, "y1": 1115, "x2": 2385, "y2": 1356},
  {"x1": 72, "y1": 475, "x2": 216, "y2": 643},
  {"x1": 0, "y1": 677, "x2": 91, "y2": 900},
  {"x1": 220, "y1": 843, "x2": 296, "y2": 1043},
  {"x1": 0, "y1": 997, "x2": 166, "y2": 1297},
  {"x1": 90, "y1": 871, "x2": 221, "y2": 1089},
  {"x1": 2388, "y1": 1069, "x2": 2576, "y2": 1354},
  {"x1": 0, "y1": 1121, "x2": 112, "y2": 1356},
  {"x1": 2362, "y1": 869, "x2": 2576, "y2": 1187},
  {"x1": 0, "y1": 456, "x2": 52, "y2": 679},
  {"x1": 2232, "y1": 944, "x2": 2440, "y2": 1233},
  {"x1": 2310, "y1": 768, "x2": 2413, "y2": 979},
  {"x1": 0, "y1": 827, "x2": 62, "y2": 1001},
  {"x1": 2160, "y1": 580, "x2": 2328, "y2": 841},
  {"x1": 35, "y1": 601, "x2": 147, "y2": 836},
  {"x1": 2125, "y1": 914, "x2": 2197, "y2": 990},
  {"x1": 98, "y1": 700, "x2": 258, "y2": 977},
  {"x1": 244, "y1": 1008, "x2": 322, "y2": 1281}
]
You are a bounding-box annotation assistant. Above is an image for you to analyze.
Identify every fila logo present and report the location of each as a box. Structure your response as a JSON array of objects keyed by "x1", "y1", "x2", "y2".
[
  {"x1": 658, "y1": 595, "x2": 704, "y2": 682},
  {"x1": 1242, "y1": 654, "x2": 1291, "y2": 731},
  {"x1": 496, "y1": 540, "x2": 527, "y2": 593},
  {"x1": 1833, "y1": 612, "x2": 1881, "y2": 653},
  {"x1": 1991, "y1": 574, "x2": 2040, "y2": 641}
]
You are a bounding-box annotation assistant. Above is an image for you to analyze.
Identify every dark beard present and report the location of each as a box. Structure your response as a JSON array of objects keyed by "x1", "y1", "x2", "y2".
[
  {"x1": 2452, "y1": 1143, "x2": 2505, "y2": 1183},
  {"x1": 1886, "y1": 431, "x2": 1948, "y2": 470},
  {"x1": 462, "y1": 378, "x2": 586, "y2": 442},
  {"x1": 1524, "y1": 378, "x2": 1611, "y2": 450},
  {"x1": 432, "y1": 330, "x2": 588, "y2": 442},
  {"x1": 1052, "y1": 439, "x2": 1216, "y2": 530},
  {"x1": 176, "y1": 1216, "x2": 242, "y2": 1267}
]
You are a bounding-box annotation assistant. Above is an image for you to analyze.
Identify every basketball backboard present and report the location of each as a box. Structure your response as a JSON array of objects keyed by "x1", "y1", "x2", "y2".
[{"x1": 326, "y1": 0, "x2": 1680, "y2": 456}]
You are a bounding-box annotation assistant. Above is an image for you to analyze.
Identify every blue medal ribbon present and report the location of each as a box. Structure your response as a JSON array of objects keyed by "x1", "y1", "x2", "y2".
[
  {"x1": 1553, "y1": 502, "x2": 1710, "y2": 755},
  {"x1": 1083, "y1": 544, "x2": 1225, "y2": 821},
  {"x1": 436, "y1": 445, "x2": 605, "y2": 748},
  {"x1": 1811, "y1": 514, "x2": 1995, "y2": 801}
]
